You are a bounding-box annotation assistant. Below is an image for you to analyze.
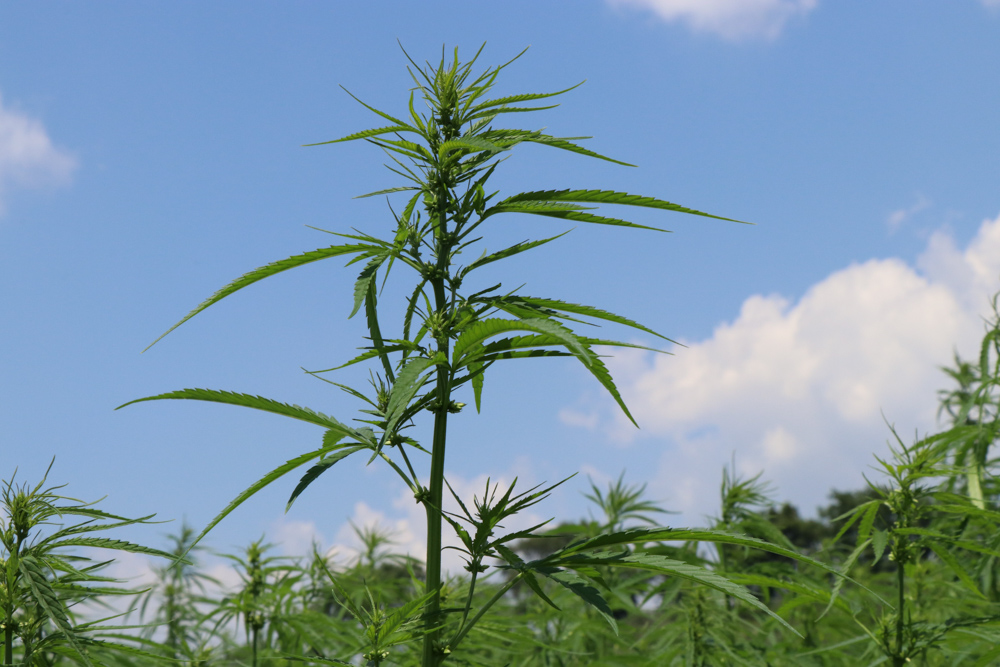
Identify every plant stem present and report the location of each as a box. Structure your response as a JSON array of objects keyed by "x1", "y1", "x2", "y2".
[
  {"x1": 894, "y1": 559, "x2": 905, "y2": 667},
  {"x1": 422, "y1": 276, "x2": 453, "y2": 667},
  {"x1": 4, "y1": 617, "x2": 12, "y2": 667}
]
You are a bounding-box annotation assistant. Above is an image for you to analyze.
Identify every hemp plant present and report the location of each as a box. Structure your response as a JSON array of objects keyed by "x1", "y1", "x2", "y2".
[
  {"x1": 825, "y1": 429, "x2": 1000, "y2": 666},
  {"x1": 1, "y1": 463, "x2": 175, "y2": 667},
  {"x1": 122, "y1": 46, "x2": 838, "y2": 666}
]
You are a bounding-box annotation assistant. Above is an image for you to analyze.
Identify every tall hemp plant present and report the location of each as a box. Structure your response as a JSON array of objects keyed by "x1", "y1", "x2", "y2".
[{"x1": 121, "y1": 46, "x2": 840, "y2": 666}]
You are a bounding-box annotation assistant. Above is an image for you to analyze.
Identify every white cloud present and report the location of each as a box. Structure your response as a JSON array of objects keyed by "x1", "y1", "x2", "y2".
[
  {"x1": 887, "y1": 193, "x2": 930, "y2": 231},
  {"x1": 0, "y1": 93, "x2": 76, "y2": 214},
  {"x1": 271, "y1": 517, "x2": 326, "y2": 558},
  {"x1": 606, "y1": 0, "x2": 818, "y2": 41},
  {"x1": 563, "y1": 212, "x2": 1000, "y2": 524}
]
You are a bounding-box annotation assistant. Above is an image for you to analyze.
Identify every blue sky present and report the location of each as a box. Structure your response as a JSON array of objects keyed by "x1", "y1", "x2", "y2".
[{"x1": 2, "y1": 1, "x2": 1000, "y2": 572}]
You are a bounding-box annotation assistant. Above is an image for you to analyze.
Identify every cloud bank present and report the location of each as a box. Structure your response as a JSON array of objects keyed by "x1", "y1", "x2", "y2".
[
  {"x1": 562, "y1": 213, "x2": 1000, "y2": 522},
  {"x1": 606, "y1": 0, "x2": 818, "y2": 40},
  {"x1": 0, "y1": 93, "x2": 76, "y2": 215}
]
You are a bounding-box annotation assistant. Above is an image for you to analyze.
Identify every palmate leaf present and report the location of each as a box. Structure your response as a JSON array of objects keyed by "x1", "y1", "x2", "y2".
[
  {"x1": 501, "y1": 189, "x2": 748, "y2": 224},
  {"x1": 470, "y1": 83, "x2": 584, "y2": 115},
  {"x1": 494, "y1": 545, "x2": 560, "y2": 610},
  {"x1": 452, "y1": 317, "x2": 590, "y2": 365},
  {"x1": 379, "y1": 354, "x2": 444, "y2": 455},
  {"x1": 550, "y1": 527, "x2": 878, "y2": 597},
  {"x1": 143, "y1": 243, "x2": 381, "y2": 351},
  {"x1": 117, "y1": 388, "x2": 367, "y2": 442},
  {"x1": 438, "y1": 136, "x2": 504, "y2": 156},
  {"x1": 515, "y1": 296, "x2": 676, "y2": 343},
  {"x1": 20, "y1": 555, "x2": 92, "y2": 667}
]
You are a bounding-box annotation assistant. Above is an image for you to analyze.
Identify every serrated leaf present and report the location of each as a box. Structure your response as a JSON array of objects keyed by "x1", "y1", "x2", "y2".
[
  {"x1": 857, "y1": 501, "x2": 880, "y2": 542},
  {"x1": 286, "y1": 445, "x2": 367, "y2": 512},
  {"x1": 818, "y1": 538, "x2": 872, "y2": 621},
  {"x1": 379, "y1": 355, "x2": 443, "y2": 454},
  {"x1": 470, "y1": 361, "x2": 484, "y2": 412},
  {"x1": 453, "y1": 318, "x2": 589, "y2": 365},
  {"x1": 188, "y1": 440, "x2": 360, "y2": 554},
  {"x1": 336, "y1": 86, "x2": 415, "y2": 134},
  {"x1": 831, "y1": 500, "x2": 874, "y2": 544},
  {"x1": 522, "y1": 135, "x2": 636, "y2": 167},
  {"x1": 351, "y1": 255, "x2": 385, "y2": 319},
  {"x1": 500, "y1": 189, "x2": 748, "y2": 224},
  {"x1": 495, "y1": 546, "x2": 560, "y2": 610},
  {"x1": 578, "y1": 346, "x2": 636, "y2": 426},
  {"x1": 143, "y1": 243, "x2": 378, "y2": 351},
  {"x1": 550, "y1": 527, "x2": 880, "y2": 600},
  {"x1": 516, "y1": 296, "x2": 675, "y2": 343},
  {"x1": 541, "y1": 568, "x2": 618, "y2": 633},
  {"x1": 116, "y1": 389, "x2": 364, "y2": 442},
  {"x1": 309, "y1": 344, "x2": 412, "y2": 374},
  {"x1": 465, "y1": 103, "x2": 559, "y2": 122},
  {"x1": 460, "y1": 232, "x2": 570, "y2": 277},
  {"x1": 487, "y1": 204, "x2": 667, "y2": 232},
  {"x1": 927, "y1": 542, "x2": 984, "y2": 599},
  {"x1": 558, "y1": 550, "x2": 800, "y2": 636},
  {"x1": 727, "y1": 573, "x2": 852, "y2": 614},
  {"x1": 438, "y1": 136, "x2": 504, "y2": 156},
  {"x1": 20, "y1": 556, "x2": 91, "y2": 667},
  {"x1": 354, "y1": 186, "x2": 420, "y2": 199},
  {"x1": 871, "y1": 528, "x2": 888, "y2": 563},
  {"x1": 44, "y1": 537, "x2": 176, "y2": 562},
  {"x1": 303, "y1": 125, "x2": 412, "y2": 147},
  {"x1": 471, "y1": 84, "x2": 583, "y2": 113}
]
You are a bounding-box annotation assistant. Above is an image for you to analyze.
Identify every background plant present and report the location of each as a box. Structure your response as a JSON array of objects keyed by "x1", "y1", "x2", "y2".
[{"x1": 0, "y1": 464, "x2": 175, "y2": 667}]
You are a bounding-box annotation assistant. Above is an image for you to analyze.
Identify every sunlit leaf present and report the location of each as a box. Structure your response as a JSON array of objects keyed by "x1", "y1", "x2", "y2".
[{"x1": 144, "y1": 244, "x2": 379, "y2": 351}]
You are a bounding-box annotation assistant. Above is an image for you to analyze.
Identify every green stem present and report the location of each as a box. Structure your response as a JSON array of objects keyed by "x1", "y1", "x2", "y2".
[
  {"x1": 422, "y1": 279, "x2": 452, "y2": 667},
  {"x1": 4, "y1": 547, "x2": 17, "y2": 667},
  {"x1": 459, "y1": 569, "x2": 480, "y2": 631},
  {"x1": 894, "y1": 558, "x2": 905, "y2": 666},
  {"x1": 3, "y1": 616, "x2": 12, "y2": 667}
]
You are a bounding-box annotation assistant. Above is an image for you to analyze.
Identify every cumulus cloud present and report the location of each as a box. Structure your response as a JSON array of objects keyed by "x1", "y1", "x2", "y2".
[
  {"x1": 0, "y1": 93, "x2": 76, "y2": 214},
  {"x1": 562, "y1": 212, "x2": 1000, "y2": 523},
  {"x1": 606, "y1": 0, "x2": 818, "y2": 40}
]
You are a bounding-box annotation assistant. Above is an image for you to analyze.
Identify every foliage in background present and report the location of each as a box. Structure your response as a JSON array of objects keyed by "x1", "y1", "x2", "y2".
[
  {"x1": 7, "y1": 304, "x2": 1000, "y2": 665},
  {"x1": 0, "y1": 465, "x2": 175, "y2": 667}
]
